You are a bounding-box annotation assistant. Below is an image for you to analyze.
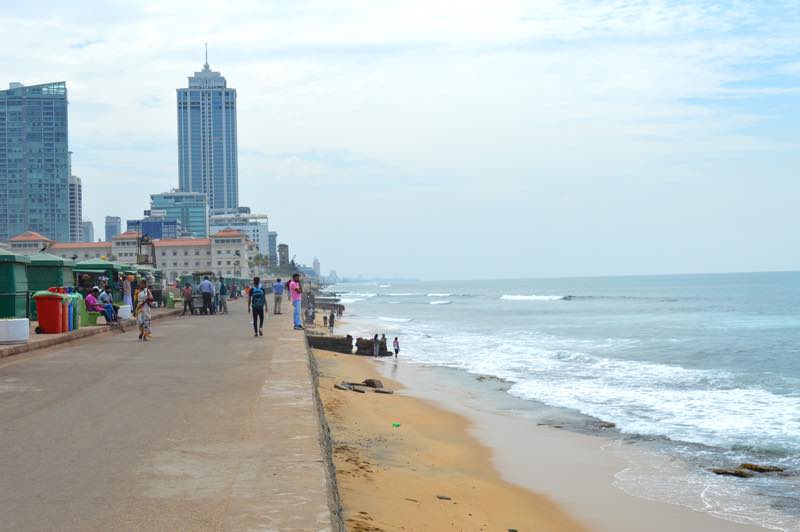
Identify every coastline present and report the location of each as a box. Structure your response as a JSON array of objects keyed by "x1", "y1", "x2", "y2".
[
  {"x1": 313, "y1": 348, "x2": 585, "y2": 531},
  {"x1": 367, "y1": 357, "x2": 768, "y2": 532}
]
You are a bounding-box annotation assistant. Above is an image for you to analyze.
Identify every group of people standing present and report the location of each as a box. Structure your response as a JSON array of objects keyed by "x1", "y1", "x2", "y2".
[
  {"x1": 370, "y1": 333, "x2": 400, "y2": 358},
  {"x1": 181, "y1": 276, "x2": 230, "y2": 316}
]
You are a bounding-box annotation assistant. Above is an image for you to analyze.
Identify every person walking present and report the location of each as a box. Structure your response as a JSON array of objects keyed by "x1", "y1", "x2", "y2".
[
  {"x1": 328, "y1": 309, "x2": 335, "y2": 335},
  {"x1": 182, "y1": 283, "x2": 193, "y2": 315},
  {"x1": 393, "y1": 337, "x2": 400, "y2": 358},
  {"x1": 248, "y1": 276, "x2": 266, "y2": 337},
  {"x1": 218, "y1": 276, "x2": 229, "y2": 314},
  {"x1": 199, "y1": 276, "x2": 214, "y2": 315},
  {"x1": 136, "y1": 279, "x2": 153, "y2": 341},
  {"x1": 373, "y1": 334, "x2": 380, "y2": 356},
  {"x1": 289, "y1": 273, "x2": 303, "y2": 330},
  {"x1": 273, "y1": 278, "x2": 284, "y2": 314}
]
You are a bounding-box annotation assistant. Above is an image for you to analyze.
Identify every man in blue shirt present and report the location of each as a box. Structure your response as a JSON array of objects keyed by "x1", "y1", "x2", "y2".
[
  {"x1": 273, "y1": 278, "x2": 284, "y2": 315},
  {"x1": 199, "y1": 276, "x2": 215, "y2": 315}
]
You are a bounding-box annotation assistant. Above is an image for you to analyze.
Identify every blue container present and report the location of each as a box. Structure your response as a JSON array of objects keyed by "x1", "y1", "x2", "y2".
[{"x1": 67, "y1": 302, "x2": 74, "y2": 331}]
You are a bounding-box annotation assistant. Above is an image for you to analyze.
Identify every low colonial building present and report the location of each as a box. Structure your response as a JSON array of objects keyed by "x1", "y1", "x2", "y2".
[{"x1": 7, "y1": 228, "x2": 255, "y2": 282}]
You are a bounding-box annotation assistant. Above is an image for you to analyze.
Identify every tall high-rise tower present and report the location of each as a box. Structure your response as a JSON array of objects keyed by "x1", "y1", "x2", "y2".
[
  {"x1": 176, "y1": 48, "x2": 239, "y2": 213},
  {"x1": 68, "y1": 175, "x2": 82, "y2": 242},
  {"x1": 0, "y1": 82, "x2": 70, "y2": 242}
]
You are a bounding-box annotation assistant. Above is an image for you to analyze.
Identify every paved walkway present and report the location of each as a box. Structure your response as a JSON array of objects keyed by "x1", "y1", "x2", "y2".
[{"x1": 0, "y1": 299, "x2": 337, "y2": 531}]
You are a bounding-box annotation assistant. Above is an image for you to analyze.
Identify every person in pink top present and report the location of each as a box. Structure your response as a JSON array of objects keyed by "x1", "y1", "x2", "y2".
[
  {"x1": 85, "y1": 286, "x2": 115, "y2": 323},
  {"x1": 289, "y1": 273, "x2": 303, "y2": 330}
]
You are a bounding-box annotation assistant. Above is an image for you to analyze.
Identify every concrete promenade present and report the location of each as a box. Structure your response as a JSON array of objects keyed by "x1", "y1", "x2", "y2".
[{"x1": 0, "y1": 299, "x2": 340, "y2": 531}]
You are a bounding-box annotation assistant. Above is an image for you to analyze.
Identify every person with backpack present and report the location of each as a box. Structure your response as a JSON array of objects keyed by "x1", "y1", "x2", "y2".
[{"x1": 248, "y1": 276, "x2": 267, "y2": 337}]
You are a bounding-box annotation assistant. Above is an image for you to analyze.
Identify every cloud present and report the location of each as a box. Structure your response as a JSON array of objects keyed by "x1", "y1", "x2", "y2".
[
  {"x1": 69, "y1": 38, "x2": 104, "y2": 49},
  {"x1": 1, "y1": 1, "x2": 799, "y2": 277}
]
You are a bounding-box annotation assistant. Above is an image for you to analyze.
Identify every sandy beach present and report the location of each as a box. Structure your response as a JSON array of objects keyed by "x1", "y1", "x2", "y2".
[
  {"x1": 314, "y1": 348, "x2": 585, "y2": 532},
  {"x1": 315, "y1": 345, "x2": 769, "y2": 532}
]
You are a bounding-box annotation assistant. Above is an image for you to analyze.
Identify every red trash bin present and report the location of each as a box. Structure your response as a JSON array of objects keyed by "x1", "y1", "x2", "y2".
[
  {"x1": 33, "y1": 291, "x2": 64, "y2": 334},
  {"x1": 61, "y1": 295, "x2": 71, "y2": 332}
]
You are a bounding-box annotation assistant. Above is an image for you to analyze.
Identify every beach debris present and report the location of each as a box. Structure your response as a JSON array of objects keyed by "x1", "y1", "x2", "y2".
[
  {"x1": 436, "y1": 494, "x2": 451, "y2": 500},
  {"x1": 599, "y1": 421, "x2": 616, "y2": 429},
  {"x1": 392, "y1": 422, "x2": 401, "y2": 428},
  {"x1": 374, "y1": 389, "x2": 394, "y2": 394},
  {"x1": 739, "y1": 463, "x2": 785, "y2": 473},
  {"x1": 335, "y1": 380, "x2": 395, "y2": 394},
  {"x1": 508, "y1": 529, "x2": 519, "y2": 532},
  {"x1": 362, "y1": 378, "x2": 384, "y2": 389},
  {"x1": 710, "y1": 467, "x2": 755, "y2": 478},
  {"x1": 405, "y1": 498, "x2": 419, "y2": 503},
  {"x1": 334, "y1": 382, "x2": 352, "y2": 391}
]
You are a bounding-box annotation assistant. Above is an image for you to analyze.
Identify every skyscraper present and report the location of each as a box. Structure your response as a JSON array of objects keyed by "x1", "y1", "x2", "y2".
[
  {"x1": 105, "y1": 216, "x2": 121, "y2": 241},
  {"x1": 267, "y1": 231, "x2": 278, "y2": 269},
  {"x1": 0, "y1": 82, "x2": 70, "y2": 242},
  {"x1": 177, "y1": 50, "x2": 238, "y2": 212},
  {"x1": 80, "y1": 220, "x2": 94, "y2": 243},
  {"x1": 68, "y1": 175, "x2": 82, "y2": 242}
]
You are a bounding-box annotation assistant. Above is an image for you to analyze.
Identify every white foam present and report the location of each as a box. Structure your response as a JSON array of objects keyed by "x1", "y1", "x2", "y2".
[
  {"x1": 430, "y1": 300, "x2": 453, "y2": 305},
  {"x1": 339, "y1": 298, "x2": 364, "y2": 304},
  {"x1": 378, "y1": 316, "x2": 413, "y2": 323},
  {"x1": 427, "y1": 293, "x2": 452, "y2": 297},
  {"x1": 387, "y1": 293, "x2": 418, "y2": 296},
  {"x1": 349, "y1": 292, "x2": 377, "y2": 298},
  {"x1": 500, "y1": 294, "x2": 565, "y2": 301},
  {"x1": 379, "y1": 284, "x2": 391, "y2": 288}
]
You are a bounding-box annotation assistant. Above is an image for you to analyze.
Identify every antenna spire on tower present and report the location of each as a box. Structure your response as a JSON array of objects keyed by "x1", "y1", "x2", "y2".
[{"x1": 204, "y1": 43, "x2": 209, "y2": 69}]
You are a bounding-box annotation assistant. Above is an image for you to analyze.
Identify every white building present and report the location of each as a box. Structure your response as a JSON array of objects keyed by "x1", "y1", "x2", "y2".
[
  {"x1": 209, "y1": 213, "x2": 268, "y2": 256},
  {"x1": 50, "y1": 241, "x2": 112, "y2": 260},
  {"x1": 154, "y1": 238, "x2": 213, "y2": 282}
]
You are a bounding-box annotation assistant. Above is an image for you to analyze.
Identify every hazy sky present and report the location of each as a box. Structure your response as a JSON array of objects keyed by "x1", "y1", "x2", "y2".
[{"x1": 3, "y1": 1, "x2": 799, "y2": 279}]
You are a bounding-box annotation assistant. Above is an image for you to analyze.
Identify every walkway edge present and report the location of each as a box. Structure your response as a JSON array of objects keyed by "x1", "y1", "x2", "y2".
[
  {"x1": 304, "y1": 331, "x2": 346, "y2": 531},
  {"x1": 0, "y1": 309, "x2": 183, "y2": 360}
]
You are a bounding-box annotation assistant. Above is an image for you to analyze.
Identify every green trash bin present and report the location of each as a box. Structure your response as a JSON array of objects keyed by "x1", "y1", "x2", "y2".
[
  {"x1": 166, "y1": 291, "x2": 175, "y2": 308},
  {"x1": 0, "y1": 248, "x2": 31, "y2": 319},
  {"x1": 70, "y1": 292, "x2": 83, "y2": 330},
  {"x1": 26, "y1": 253, "x2": 75, "y2": 320}
]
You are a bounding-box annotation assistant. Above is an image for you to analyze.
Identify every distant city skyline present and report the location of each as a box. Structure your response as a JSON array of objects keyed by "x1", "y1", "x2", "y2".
[{"x1": 1, "y1": 1, "x2": 798, "y2": 278}]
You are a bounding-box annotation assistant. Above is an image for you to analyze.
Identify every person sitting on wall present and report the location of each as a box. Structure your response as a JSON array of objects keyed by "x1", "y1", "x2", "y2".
[
  {"x1": 98, "y1": 285, "x2": 119, "y2": 320},
  {"x1": 85, "y1": 286, "x2": 116, "y2": 324}
]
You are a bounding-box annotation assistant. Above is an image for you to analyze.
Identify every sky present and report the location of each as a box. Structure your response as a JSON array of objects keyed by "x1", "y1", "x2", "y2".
[{"x1": 2, "y1": 0, "x2": 799, "y2": 280}]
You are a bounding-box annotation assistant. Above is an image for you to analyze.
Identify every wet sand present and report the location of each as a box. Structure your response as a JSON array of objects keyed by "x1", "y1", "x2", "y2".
[{"x1": 314, "y1": 348, "x2": 585, "y2": 532}]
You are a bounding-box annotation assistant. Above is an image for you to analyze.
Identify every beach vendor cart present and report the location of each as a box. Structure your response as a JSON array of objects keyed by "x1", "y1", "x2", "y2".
[
  {"x1": 190, "y1": 271, "x2": 216, "y2": 315},
  {"x1": 73, "y1": 258, "x2": 121, "y2": 299}
]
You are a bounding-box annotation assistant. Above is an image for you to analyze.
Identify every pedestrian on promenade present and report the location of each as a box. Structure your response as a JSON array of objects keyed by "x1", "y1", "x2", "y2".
[
  {"x1": 182, "y1": 283, "x2": 193, "y2": 315},
  {"x1": 218, "y1": 276, "x2": 229, "y2": 314},
  {"x1": 213, "y1": 277, "x2": 221, "y2": 313},
  {"x1": 373, "y1": 334, "x2": 380, "y2": 356},
  {"x1": 248, "y1": 276, "x2": 266, "y2": 337},
  {"x1": 289, "y1": 273, "x2": 303, "y2": 330},
  {"x1": 199, "y1": 276, "x2": 214, "y2": 315},
  {"x1": 136, "y1": 279, "x2": 152, "y2": 341},
  {"x1": 393, "y1": 337, "x2": 400, "y2": 358},
  {"x1": 328, "y1": 309, "x2": 335, "y2": 335},
  {"x1": 273, "y1": 278, "x2": 284, "y2": 314},
  {"x1": 122, "y1": 275, "x2": 132, "y2": 308}
]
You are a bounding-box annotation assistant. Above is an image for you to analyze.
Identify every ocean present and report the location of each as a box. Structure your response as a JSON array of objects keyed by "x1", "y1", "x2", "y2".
[{"x1": 329, "y1": 272, "x2": 800, "y2": 531}]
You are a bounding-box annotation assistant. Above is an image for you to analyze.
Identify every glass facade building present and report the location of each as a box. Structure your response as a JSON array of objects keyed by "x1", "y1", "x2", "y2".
[
  {"x1": 177, "y1": 59, "x2": 238, "y2": 212},
  {"x1": 150, "y1": 191, "x2": 208, "y2": 237},
  {"x1": 0, "y1": 82, "x2": 70, "y2": 242},
  {"x1": 105, "y1": 215, "x2": 121, "y2": 241}
]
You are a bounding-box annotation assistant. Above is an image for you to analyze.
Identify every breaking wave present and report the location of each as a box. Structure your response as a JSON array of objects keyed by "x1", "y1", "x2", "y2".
[{"x1": 500, "y1": 294, "x2": 566, "y2": 301}]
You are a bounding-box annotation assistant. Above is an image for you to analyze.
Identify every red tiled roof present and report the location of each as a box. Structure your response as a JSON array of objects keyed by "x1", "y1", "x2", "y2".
[
  {"x1": 9, "y1": 231, "x2": 53, "y2": 242},
  {"x1": 210, "y1": 228, "x2": 244, "y2": 238},
  {"x1": 50, "y1": 242, "x2": 112, "y2": 249},
  {"x1": 112, "y1": 230, "x2": 139, "y2": 240},
  {"x1": 154, "y1": 238, "x2": 212, "y2": 247}
]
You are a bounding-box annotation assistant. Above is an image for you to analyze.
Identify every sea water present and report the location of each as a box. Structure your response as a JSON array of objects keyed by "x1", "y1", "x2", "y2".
[{"x1": 330, "y1": 272, "x2": 800, "y2": 531}]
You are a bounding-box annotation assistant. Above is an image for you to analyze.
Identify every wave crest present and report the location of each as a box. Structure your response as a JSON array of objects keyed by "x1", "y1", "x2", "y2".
[{"x1": 500, "y1": 294, "x2": 566, "y2": 301}]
